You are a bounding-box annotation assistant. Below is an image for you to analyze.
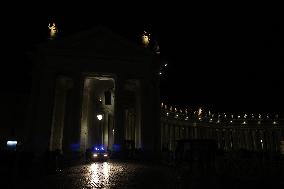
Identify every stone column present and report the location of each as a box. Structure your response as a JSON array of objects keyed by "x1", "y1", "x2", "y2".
[
  {"x1": 108, "y1": 114, "x2": 114, "y2": 150},
  {"x1": 160, "y1": 122, "x2": 164, "y2": 150},
  {"x1": 185, "y1": 126, "x2": 188, "y2": 139},
  {"x1": 113, "y1": 76, "x2": 124, "y2": 151},
  {"x1": 49, "y1": 77, "x2": 72, "y2": 152},
  {"x1": 135, "y1": 81, "x2": 141, "y2": 149},
  {"x1": 103, "y1": 113, "x2": 109, "y2": 149},
  {"x1": 31, "y1": 70, "x2": 57, "y2": 155},
  {"x1": 170, "y1": 124, "x2": 174, "y2": 151},
  {"x1": 124, "y1": 109, "x2": 129, "y2": 140},
  {"x1": 80, "y1": 78, "x2": 91, "y2": 152},
  {"x1": 165, "y1": 123, "x2": 169, "y2": 149}
]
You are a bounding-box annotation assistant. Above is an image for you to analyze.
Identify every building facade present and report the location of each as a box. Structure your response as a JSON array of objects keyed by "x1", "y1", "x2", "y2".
[{"x1": 25, "y1": 27, "x2": 161, "y2": 157}]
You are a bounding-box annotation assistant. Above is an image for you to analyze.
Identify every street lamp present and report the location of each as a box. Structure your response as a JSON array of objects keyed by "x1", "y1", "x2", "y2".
[{"x1": 97, "y1": 114, "x2": 103, "y2": 121}]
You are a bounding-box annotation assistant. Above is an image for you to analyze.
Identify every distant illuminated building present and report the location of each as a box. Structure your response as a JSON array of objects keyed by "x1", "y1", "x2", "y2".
[{"x1": 160, "y1": 107, "x2": 283, "y2": 153}]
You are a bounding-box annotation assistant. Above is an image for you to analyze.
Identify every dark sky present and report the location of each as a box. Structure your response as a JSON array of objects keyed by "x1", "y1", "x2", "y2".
[{"x1": 1, "y1": 4, "x2": 284, "y2": 113}]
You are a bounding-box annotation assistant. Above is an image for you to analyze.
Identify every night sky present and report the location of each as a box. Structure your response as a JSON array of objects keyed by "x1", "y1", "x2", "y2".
[{"x1": 1, "y1": 5, "x2": 284, "y2": 113}]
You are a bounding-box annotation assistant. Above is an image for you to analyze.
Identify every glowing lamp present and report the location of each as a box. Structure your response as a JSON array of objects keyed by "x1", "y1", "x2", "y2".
[
  {"x1": 97, "y1": 114, "x2": 103, "y2": 120},
  {"x1": 7, "y1": 141, "x2": 17, "y2": 146}
]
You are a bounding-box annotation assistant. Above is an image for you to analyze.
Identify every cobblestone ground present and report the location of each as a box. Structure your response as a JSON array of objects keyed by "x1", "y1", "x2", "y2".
[
  {"x1": 24, "y1": 160, "x2": 178, "y2": 189},
  {"x1": 4, "y1": 157, "x2": 284, "y2": 189}
]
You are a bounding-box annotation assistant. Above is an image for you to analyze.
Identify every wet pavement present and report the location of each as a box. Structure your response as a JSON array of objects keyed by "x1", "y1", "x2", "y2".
[
  {"x1": 28, "y1": 160, "x2": 177, "y2": 189},
  {"x1": 4, "y1": 157, "x2": 284, "y2": 188}
]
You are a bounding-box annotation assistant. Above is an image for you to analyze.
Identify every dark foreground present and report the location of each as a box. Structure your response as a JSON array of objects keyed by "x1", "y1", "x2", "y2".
[{"x1": 2, "y1": 153, "x2": 284, "y2": 188}]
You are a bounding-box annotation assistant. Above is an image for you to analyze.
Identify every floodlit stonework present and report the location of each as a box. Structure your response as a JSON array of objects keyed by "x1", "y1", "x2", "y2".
[{"x1": 25, "y1": 27, "x2": 161, "y2": 157}]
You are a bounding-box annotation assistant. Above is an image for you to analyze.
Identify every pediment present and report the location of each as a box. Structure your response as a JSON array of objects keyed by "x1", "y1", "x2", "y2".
[{"x1": 39, "y1": 26, "x2": 154, "y2": 60}]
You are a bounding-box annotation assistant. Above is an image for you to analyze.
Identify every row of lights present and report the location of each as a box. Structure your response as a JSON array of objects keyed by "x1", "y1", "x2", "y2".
[
  {"x1": 166, "y1": 112, "x2": 279, "y2": 123},
  {"x1": 161, "y1": 103, "x2": 203, "y2": 115},
  {"x1": 165, "y1": 112, "x2": 279, "y2": 125},
  {"x1": 161, "y1": 103, "x2": 279, "y2": 120}
]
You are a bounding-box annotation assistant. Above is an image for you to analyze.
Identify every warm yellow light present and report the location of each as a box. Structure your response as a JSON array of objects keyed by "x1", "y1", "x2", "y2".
[
  {"x1": 198, "y1": 107, "x2": 202, "y2": 116},
  {"x1": 142, "y1": 31, "x2": 150, "y2": 47},
  {"x1": 48, "y1": 22, "x2": 58, "y2": 39}
]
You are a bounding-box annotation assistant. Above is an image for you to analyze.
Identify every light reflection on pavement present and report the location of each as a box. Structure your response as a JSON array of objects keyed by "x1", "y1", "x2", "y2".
[{"x1": 40, "y1": 161, "x2": 176, "y2": 189}]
